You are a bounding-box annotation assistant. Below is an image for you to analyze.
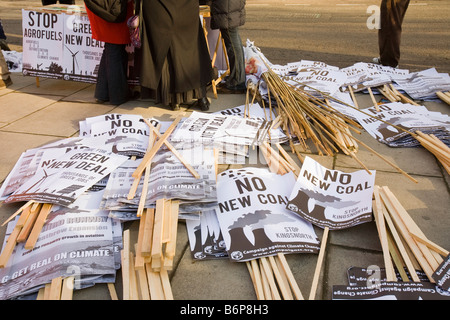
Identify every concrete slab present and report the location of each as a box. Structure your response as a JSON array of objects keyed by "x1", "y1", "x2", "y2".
[
  {"x1": 19, "y1": 77, "x2": 92, "y2": 97},
  {"x1": 0, "y1": 92, "x2": 64, "y2": 125},
  {"x1": 0, "y1": 131, "x2": 60, "y2": 181},
  {"x1": 2, "y1": 100, "x2": 116, "y2": 137}
]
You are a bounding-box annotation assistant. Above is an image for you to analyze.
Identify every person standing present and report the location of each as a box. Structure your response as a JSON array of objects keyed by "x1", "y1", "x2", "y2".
[
  {"x1": 137, "y1": 0, "x2": 212, "y2": 111},
  {"x1": 210, "y1": 0, "x2": 246, "y2": 93},
  {"x1": 84, "y1": 0, "x2": 133, "y2": 105},
  {"x1": 374, "y1": 0, "x2": 410, "y2": 68},
  {"x1": 0, "y1": 20, "x2": 11, "y2": 51}
]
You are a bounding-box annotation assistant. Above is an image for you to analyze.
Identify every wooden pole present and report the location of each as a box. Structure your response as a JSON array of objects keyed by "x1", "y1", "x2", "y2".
[
  {"x1": 309, "y1": 226, "x2": 329, "y2": 300},
  {"x1": 133, "y1": 114, "x2": 184, "y2": 179},
  {"x1": 373, "y1": 188, "x2": 396, "y2": 281},
  {"x1": 24, "y1": 203, "x2": 53, "y2": 250}
]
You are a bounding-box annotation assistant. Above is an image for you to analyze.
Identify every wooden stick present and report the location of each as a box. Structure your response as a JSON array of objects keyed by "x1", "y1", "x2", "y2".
[
  {"x1": 379, "y1": 187, "x2": 435, "y2": 281},
  {"x1": 144, "y1": 119, "x2": 200, "y2": 179},
  {"x1": 164, "y1": 200, "x2": 179, "y2": 270},
  {"x1": 373, "y1": 188, "x2": 396, "y2": 281},
  {"x1": 0, "y1": 225, "x2": 22, "y2": 268},
  {"x1": 17, "y1": 204, "x2": 41, "y2": 243},
  {"x1": 49, "y1": 277, "x2": 63, "y2": 300},
  {"x1": 348, "y1": 86, "x2": 359, "y2": 109},
  {"x1": 135, "y1": 260, "x2": 150, "y2": 300},
  {"x1": 259, "y1": 259, "x2": 272, "y2": 300},
  {"x1": 386, "y1": 232, "x2": 410, "y2": 281},
  {"x1": 2, "y1": 200, "x2": 34, "y2": 227},
  {"x1": 121, "y1": 229, "x2": 131, "y2": 300},
  {"x1": 145, "y1": 263, "x2": 165, "y2": 300},
  {"x1": 276, "y1": 253, "x2": 304, "y2": 300},
  {"x1": 140, "y1": 208, "x2": 155, "y2": 257},
  {"x1": 43, "y1": 283, "x2": 51, "y2": 300},
  {"x1": 24, "y1": 203, "x2": 53, "y2": 250},
  {"x1": 60, "y1": 276, "x2": 74, "y2": 300},
  {"x1": 151, "y1": 199, "x2": 165, "y2": 271},
  {"x1": 246, "y1": 261, "x2": 261, "y2": 299},
  {"x1": 162, "y1": 199, "x2": 172, "y2": 243},
  {"x1": 107, "y1": 283, "x2": 119, "y2": 300},
  {"x1": 367, "y1": 87, "x2": 380, "y2": 112},
  {"x1": 133, "y1": 114, "x2": 184, "y2": 179},
  {"x1": 339, "y1": 129, "x2": 418, "y2": 183},
  {"x1": 129, "y1": 251, "x2": 139, "y2": 300},
  {"x1": 436, "y1": 91, "x2": 450, "y2": 105},
  {"x1": 250, "y1": 259, "x2": 265, "y2": 300},
  {"x1": 135, "y1": 208, "x2": 148, "y2": 270},
  {"x1": 127, "y1": 170, "x2": 143, "y2": 200},
  {"x1": 409, "y1": 232, "x2": 449, "y2": 257},
  {"x1": 309, "y1": 227, "x2": 329, "y2": 300},
  {"x1": 380, "y1": 195, "x2": 420, "y2": 282},
  {"x1": 268, "y1": 255, "x2": 293, "y2": 300},
  {"x1": 383, "y1": 186, "x2": 442, "y2": 269},
  {"x1": 160, "y1": 269, "x2": 173, "y2": 300},
  {"x1": 259, "y1": 257, "x2": 281, "y2": 300}
]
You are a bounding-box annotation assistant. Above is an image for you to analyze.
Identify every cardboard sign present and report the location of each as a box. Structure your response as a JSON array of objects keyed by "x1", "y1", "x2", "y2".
[
  {"x1": 216, "y1": 167, "x2": 320, "y2": 262},
  {"x1": 286, "y1": 156, "x2": 375, "y2": 230},
  {"x1": 433, "y1": 254, "x2": 450, "y2": 291},
  {"x1": 5, "y1": 147, "x2": 127, "y2": 207}
]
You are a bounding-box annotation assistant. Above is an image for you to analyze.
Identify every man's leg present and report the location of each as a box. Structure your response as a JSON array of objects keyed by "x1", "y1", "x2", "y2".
[
  {"x1": 220, "y1": 27, "x2": 246, "y2": 90},
  {"x1": 378, "y1": 0, "x2": 410, "y2": 67}
]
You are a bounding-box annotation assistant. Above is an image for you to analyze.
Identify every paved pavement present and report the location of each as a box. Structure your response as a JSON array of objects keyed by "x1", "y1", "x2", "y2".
[
  {"x1": 0, "y1": 0, "x2": 449, "y2": 302},
  {"x1": 1, "y1": 74, "x2": 449, "y2": 301}
]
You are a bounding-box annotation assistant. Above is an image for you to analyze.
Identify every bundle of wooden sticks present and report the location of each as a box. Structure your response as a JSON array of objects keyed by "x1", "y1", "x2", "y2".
[
  {"x1": 0, "y1": 201, "x2": 53, "y2": 268},
  {"x1": 373, "y1": 185, "x2": 448, "y2": 283}
]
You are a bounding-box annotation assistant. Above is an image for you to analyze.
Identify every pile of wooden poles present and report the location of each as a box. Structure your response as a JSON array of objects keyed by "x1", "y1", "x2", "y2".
[
  {"x1": 255, "y1": 67, "x2": 421, "y2": 183},
  {"x1": 414, "y1": 131, "x2": 450, "y2": 174},
  {"x1": 373, "y1": 185, "x2": 449, "y2": 283},
  {"x1": 118, "y1": 113, "x2": 201, "y2": 300},
  {"x1": 0, "y1": 201, "x2": 53, "y2": 268},
  {"x1": 436, "y1": 91, "x2": 450, "y2": 105},
  {"x1": 36, "y1": 276, "x2": 76, "y2": 300},
  {"x1": 120, "y1": 202, "x2": 178, "y2": 301},
  {"x1": 378, "y1": 84, "x2": 420, "y2": 106},
  {"x1": 246, "y1": 253, "x2": 304, "y2": 300},
  {"x1": 261, "y1": 68, "x2": 362, "y2": 159},
  {"x1": 250, "y1": 143, "x2": 327, "y2": 300}
]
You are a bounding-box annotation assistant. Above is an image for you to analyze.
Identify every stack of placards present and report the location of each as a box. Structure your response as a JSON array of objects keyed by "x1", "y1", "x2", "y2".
[
  {"x1": 393, "y1": 68, "x2": 450, "y2": 101},
  {"x1": 332, "y1": 266, "x2": 450, "y2": 300},
  {"x1": 352, "y1": 102, "x2": 450, "y2": 148},
  {"x1": 102, "y1": 144, "x2": 217, "y2": 219},
  {"x1": 0, "y1": 204, "x2": 122, "y2": 300},
  {"x1": 215, "y1": 167, "x2": 320, "y2": 261},
  {"x1": 286, "y1": 156, "x2": 376, "y2": 230}
]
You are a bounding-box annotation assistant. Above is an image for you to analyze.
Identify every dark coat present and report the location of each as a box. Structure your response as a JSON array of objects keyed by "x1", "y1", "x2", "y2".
[
  {"x1": 210, "y1": 0, "x2": 246, "y2": 30},
  {"x1": 84, "y1": 0, "x2": 128, "y2": 23},
  {"x1": 137, "y1": 0, "x2": 212, "y2": 93}
]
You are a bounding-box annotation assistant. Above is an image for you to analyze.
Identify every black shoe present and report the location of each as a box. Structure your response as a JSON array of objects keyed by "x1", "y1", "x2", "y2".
[
  {"x1": 198, "y1": 97, "x2": 210, "y2": 111},
  {"x1": 170, "y1": 103, "x2": 180, "y2": 111},
  {"x1": 0, "y1": 39, "x2": 11, "y2": 51},
  {"x1": 0, "y1": 76, "x2": 12, "y2": 88},
  {"x1": 95, "y1": 98, "x2": 107, "y2": 104}
]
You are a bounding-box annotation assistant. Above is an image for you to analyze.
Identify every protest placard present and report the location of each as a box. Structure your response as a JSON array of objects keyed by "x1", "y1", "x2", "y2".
[
  {"x1": 0, "y1": 208, "x2": 117, "y2": 300},
  {"x1": 287, "y1": 156, "x2": 375, "y2": 230},
  {"x1": 216, "y1": 167, "x2": 319, "y2": 262},
  {"x1": 5, "y1": 147, "x2": 128, "y2": 207}
]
